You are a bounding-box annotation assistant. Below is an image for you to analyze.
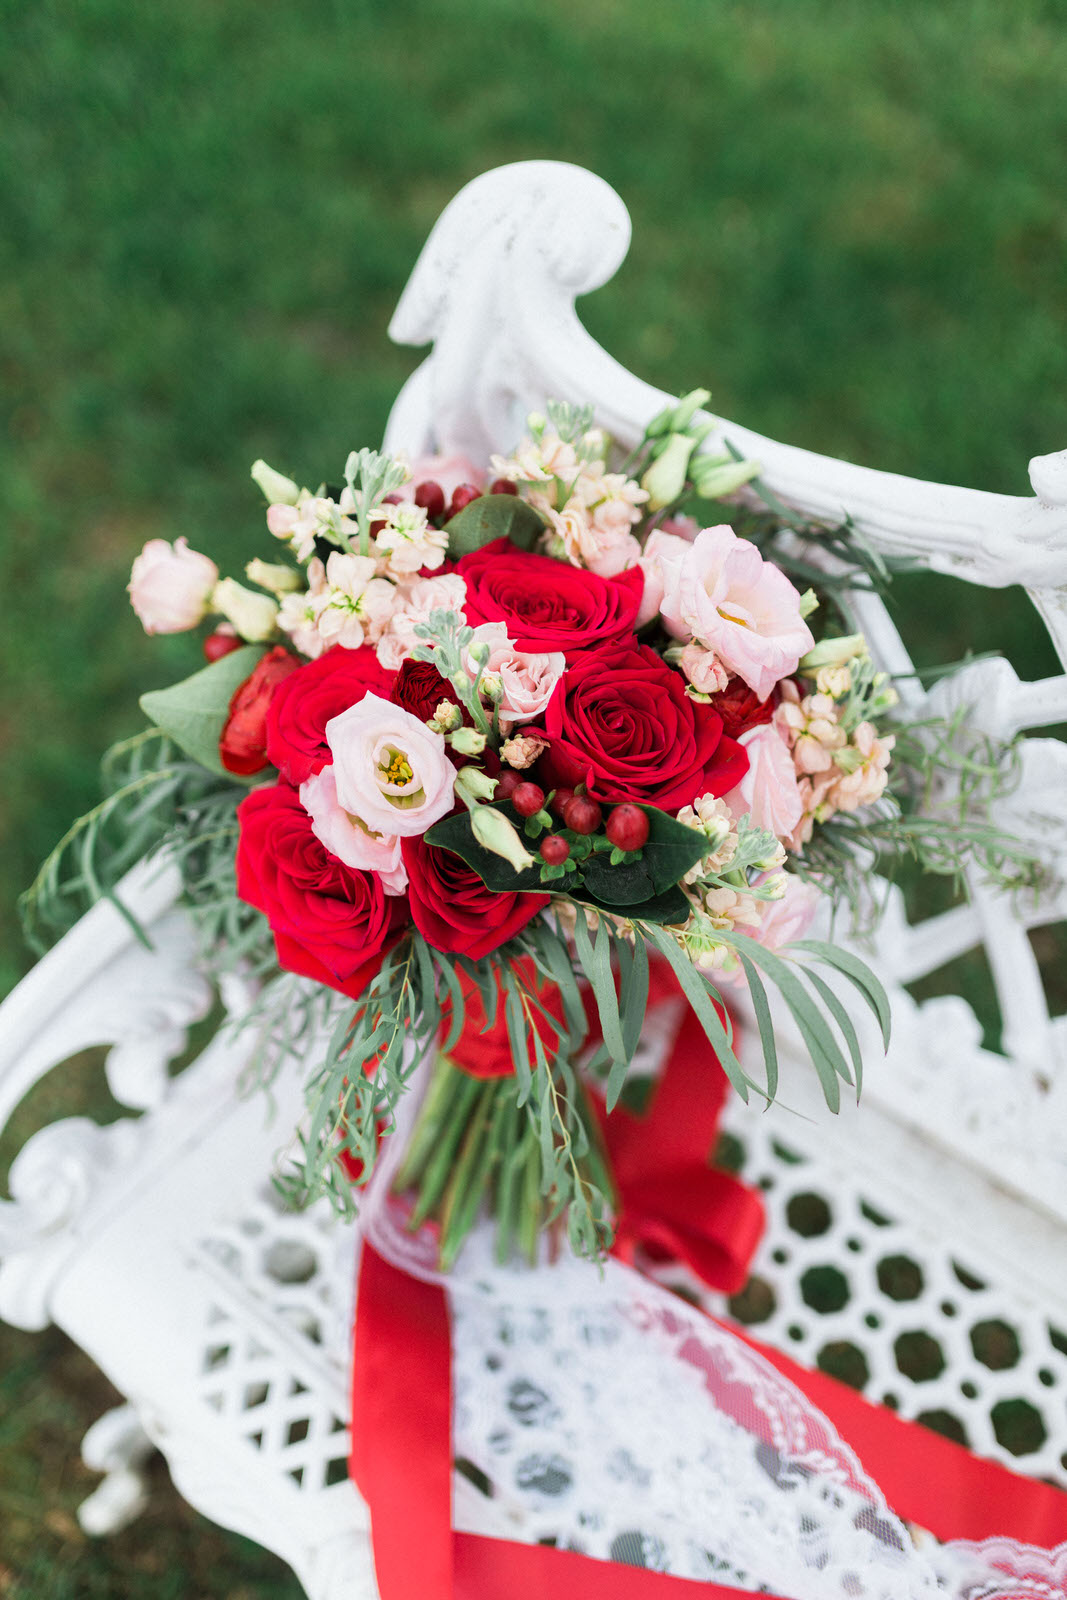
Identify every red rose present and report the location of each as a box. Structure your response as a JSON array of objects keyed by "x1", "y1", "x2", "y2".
[
  {"x1": 456, "y1": 538, "x2": 643, "y2": 655},
  {"x1": 236, "y1": 783, "x2": 407, "y2": 1000},
  {"x1": 265, "y1": 646, "x2": 395, "y2": 785},
  {"x1": 390, "y1": 658, "x2": 457, "y2": 726},
  {"x1": 537, "y1": 640, "x2": 749, "y2": 809},
  {"x1": 443, "y1": 961, "x2": 566, "y2": 1079},
  {"x1": 219, "y1": 646, "x2": 301, "y2": 776},
  {"x1": 401, "y1": 830, "x2": 548, "y2": 962},
  {"x1": 713, "y1": 679, "x2": 776, "y2": 740}
]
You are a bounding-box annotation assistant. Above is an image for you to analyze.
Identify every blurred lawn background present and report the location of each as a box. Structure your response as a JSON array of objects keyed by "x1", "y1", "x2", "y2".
[{"x1": 1, "y1": 0, "x2": 1065, "y2": 1592}]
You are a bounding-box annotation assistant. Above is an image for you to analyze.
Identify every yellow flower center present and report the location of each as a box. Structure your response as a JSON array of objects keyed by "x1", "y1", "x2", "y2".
[{"x1": 378, "y1": 746, "x2": 415, "y2": 788}]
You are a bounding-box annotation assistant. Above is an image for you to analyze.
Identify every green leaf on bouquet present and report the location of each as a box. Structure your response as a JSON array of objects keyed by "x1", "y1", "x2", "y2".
[
  {"x1": 139, "y1": 645, "x2": 264, "y2": 776},
  {"x1": 443, "y1": 493, "x2": 545, "y2": 557},
  {"x1": 789, "y1": 939, "x2": 892, "y2": 1052},
  {"x1": 580, "y1": 807, "x2": 709, "y2": 906}
]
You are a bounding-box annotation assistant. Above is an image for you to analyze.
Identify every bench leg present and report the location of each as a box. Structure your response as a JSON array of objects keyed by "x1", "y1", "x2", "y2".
[{"x1": 78, "y1": 1403, "x2": 154, "y2": 1536}]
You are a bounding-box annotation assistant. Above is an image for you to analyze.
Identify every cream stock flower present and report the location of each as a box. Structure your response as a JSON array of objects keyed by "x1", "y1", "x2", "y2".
[
  {"x1": 775, "y1": 682, "x2": 847, "y2": 775},
  {"x1": 545, "y1": 498, "x2": 641, "y2": 579},
  {"x1": 832, "y1": 721, "x2": 895, "y2": 812},
  {"x1": 374, "y1": 572, "x2": 468, "y2": 671},
  {"x1": 675, "y1": 794, "x2": 739, "y2": 882},
  {"x1": 276, "y1": 558, "x2": 329, "y2": 658},
  {"x1": 267, "y1": 495, "x2": 356, "y2": 562},
  {"x1": 373, "y1": 501, "x2": 449, "y2": 578},
  {"x1": 500, "y1": 733, "x2": 549, "y2": 769}
]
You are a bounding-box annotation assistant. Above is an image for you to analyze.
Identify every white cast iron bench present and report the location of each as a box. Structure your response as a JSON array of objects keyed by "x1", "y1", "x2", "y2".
[{"x1": 2, "y1": 161, "x2": 1067, "y2": 1598}]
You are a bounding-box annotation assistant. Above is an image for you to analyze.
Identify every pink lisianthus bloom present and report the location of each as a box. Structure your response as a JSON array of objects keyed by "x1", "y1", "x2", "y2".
[
  {"x1": 660, "y1": 525, "x2": 815, "y2": 701},
  {"x1": 724, "y1": 722, "x2": 805, "y2": 840},
  {"x1": 325, "y1": 693, "x2": 455, "y2": 838},
  {"x1": 635, "y1": 527, "x2": 691, "y2": 628},
  {"x1": 395, "y1": 454, "x2": 486, "y2": 501},
  {"x1": 128, "y1": 537, "x2": 218, "y2": 634},
  {"x1": 299, "y1": 766, "x2": 408, "y2": 895},
  {"x1": 464, "y1": 622, "x2": 565, "y2": 727}
]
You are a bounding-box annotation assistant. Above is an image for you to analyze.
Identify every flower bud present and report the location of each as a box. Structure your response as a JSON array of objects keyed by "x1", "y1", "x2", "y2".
[
  {"x1": 798, "y1": 633, "x2": 867, "y2": 672},
  {"x1": 128, "y1": 537, "x2": 218, "y2": 635},
  {"x1": 480, "y1": 672, "x2": 504, "y2": 702},
  {"x1": 211, "y1": 577, "x2": 279, "y2": 642},
  {"x1": 429, "y1": 699, "x2": 463, "y2": 733},
  {"x1": 689, "y1": 455, "x2": 761, "y2": 499},
  {"x1": 467, "y1": 639, "x2": 491, "y2": 666},
  {"x1": 455, "y1": 766, "x2": 497, "y2": 803},
  {"x1": 762, "y1": 871, "x2": 788, "y2": 901},
  {"x1": 245, "y1": 557, "x2": 302, "y2": 594},
  {"x1": 671, "y1": 387, "x2": 712, "y2": 432},
  {"x1": 452, "y1": 671, "x2": 472, "y2": 696},
  {"x1": 449, "y1": 726, "x2": 487, "y2": 756},
  {"x1": 251, "y1": 459, "x2": 301, "y2": 505},
  {"x1": 469, "y1": 805, "x2": 536, "y2": 873},
  {"x1": 641, "y1": 432, "x2": 697, "y2": 511}
]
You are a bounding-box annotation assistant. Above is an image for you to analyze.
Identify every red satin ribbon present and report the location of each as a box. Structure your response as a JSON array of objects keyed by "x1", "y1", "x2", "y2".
[{"x1": 586, "y1": 969, "x2": 764, "y2": 1295}]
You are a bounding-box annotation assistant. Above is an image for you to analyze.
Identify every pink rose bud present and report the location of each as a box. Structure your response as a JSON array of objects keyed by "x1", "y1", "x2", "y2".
[{"x1": 128, "y1": 537, "x2": 218, "y2": 634}]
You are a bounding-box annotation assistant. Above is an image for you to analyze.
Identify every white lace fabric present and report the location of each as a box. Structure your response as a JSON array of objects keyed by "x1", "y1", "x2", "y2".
[{"x1": 356, "y1": 1077, "x2": 1066, "y2": 1599}]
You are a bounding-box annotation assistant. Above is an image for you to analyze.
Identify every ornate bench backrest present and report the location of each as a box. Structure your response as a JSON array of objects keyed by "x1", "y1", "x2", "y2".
[{"x1": 383, "y1": 159, "x2": 1067, "y2": 1230}]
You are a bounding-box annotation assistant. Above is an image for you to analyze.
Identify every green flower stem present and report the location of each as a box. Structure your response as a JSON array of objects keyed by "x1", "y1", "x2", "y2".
[
  {"x1": 393, "y1": 1056, "x2": 463, "y2": 1191},
  {"x1": 439, "y1": 1082, "x2": 512, "y2": 1270},
  {"x1": 406, "y1": 1069, "x2": 485, "y2": 1228}
]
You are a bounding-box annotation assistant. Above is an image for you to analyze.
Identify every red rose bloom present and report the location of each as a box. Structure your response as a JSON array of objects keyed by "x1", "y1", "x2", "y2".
[
  {"x1": 713, "y1": 678, "x2": 776, "y2": 740},
  {"x1": 219, "y1": 646, "x2": 301, "y2": 776},
  {"x1": 401, "y1": 830, "x2": 548, "y2": 962},
  {"x1": 456, "y1": 538, "x2": 643, "y2": 655},
  {"x1": 390, "y1": 658, "x2": 457, "y2": 726},
  {"x1": 236, "y1": 783, "x2": 406, "y2": 1000},
  {"x1": 265, "y1": 646, "x2": 395, "y2": 785},
  {"x1": 537, "y1": 640, "x2": 749, "y2": 809}
]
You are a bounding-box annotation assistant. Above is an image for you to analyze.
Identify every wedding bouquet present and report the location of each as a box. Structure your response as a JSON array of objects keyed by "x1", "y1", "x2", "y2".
[{"x1": 23, "y1": 394, "x2": 1038, "y2": 1268}]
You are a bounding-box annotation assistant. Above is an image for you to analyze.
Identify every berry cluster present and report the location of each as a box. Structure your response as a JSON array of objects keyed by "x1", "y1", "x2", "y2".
[
  {"x1": 408, "y1": 476, "x2": 518, "y2": 527},
  {"x1": 495, "y1": 772, "x2": 650, "y2": 879}
]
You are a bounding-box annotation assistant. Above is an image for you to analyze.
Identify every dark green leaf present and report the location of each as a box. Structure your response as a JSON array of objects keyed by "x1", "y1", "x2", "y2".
[
  {"x1": 425, "y1": 809, "x2": 549, "y2": 894},
  {"x1": 139, "y1": 645, "x2": 265, "y2": 775},
  {"x1": 443, "y1": 493, "x2": 545, "y2": 557}
]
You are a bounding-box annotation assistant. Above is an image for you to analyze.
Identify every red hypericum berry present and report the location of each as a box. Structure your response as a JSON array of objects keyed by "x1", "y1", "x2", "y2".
[
  {"x1": 606, "y1": 802, "x2": 650, "y2": 852},
  {"x1": 414, "y1": 479, "x2": 445, "y2": 520},
  {"x1": 449, "y1": 483, "x2": 482, "y2": 517},
  {"x1": 495, "y1": 768, "x2": 522, "y2": 801},
  {"x1": 490, "y1": 477, "x2": 518, "y2": 495},
  {"x1": 203, "y1": 631, "x2": 243, "y2": 662},
  {"x1": 562, "y1": 795, "x2": 602, "y2": 835},
  {"x1": 382, "y1": 491, "x2": 404, "y2": 505},
  {"x1": 512, "y1": 781, "x2": 545, "y2": 818},
  {"x1": 550, "y1": 787, "x2": 575, "y2": 817},
  {"x1": 540, "y1": 835, "x2": 571, "y2": 866}
]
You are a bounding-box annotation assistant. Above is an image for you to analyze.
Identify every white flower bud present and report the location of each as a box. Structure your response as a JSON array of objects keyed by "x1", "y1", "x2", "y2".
[
  {"x1": 689, "y1": 455, "x2": 761, "y2": 499},
  {"x1": 641, "y1": 432, "x2": 696, "y2": 511},
  {"x1": 251, "y1": 459, "x2": 301, "y2": 505},
  {"x1": 245, "y1": 558, "x2": 302, "y2": 594},
  {"x1": 428, "y1": 699, "x2": 463, "y2": 733},
  {"x1": 455, "y1": 766, "x2": 497, "y2": 803},
  {"x1": 469, "y1": 805, "x2": 536, "y2": 872},
  {"x1": 211, "y1": 578, "x2": 279, "y2": 641},
  {"x1": 798, "y1": 633, "x2": 867, "y2": 672}
]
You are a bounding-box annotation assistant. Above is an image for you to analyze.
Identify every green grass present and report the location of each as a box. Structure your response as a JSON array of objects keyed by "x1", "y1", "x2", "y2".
[{"x1": 1, "y1": 0, "x2": 1066, "y2": 1589}]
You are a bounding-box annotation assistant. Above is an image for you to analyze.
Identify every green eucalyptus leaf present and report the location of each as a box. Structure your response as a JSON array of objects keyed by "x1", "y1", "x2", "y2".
[
  {"x1": 443, "y1": 493, "x2": 545, "y2": 557},
  {"x1": 139, "y1": 646, "x2": 265, "y2": 776}
]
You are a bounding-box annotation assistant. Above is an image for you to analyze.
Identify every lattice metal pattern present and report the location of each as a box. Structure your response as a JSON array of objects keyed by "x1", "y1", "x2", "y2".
[
  {"x1": 193, "y1": 1189, "x2": 353, "y2": 1497},
  {"x1": 710, "y1": 1102, "x2": 1067, "y2": 1486}
]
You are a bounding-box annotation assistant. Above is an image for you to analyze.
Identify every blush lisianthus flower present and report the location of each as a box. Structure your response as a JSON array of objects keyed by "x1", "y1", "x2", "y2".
[
  {"x1": 128, "y1": 538, "x2": 218, "y2": 634},
  {"x1": 325, "y1": 692, "x2": 455, "y2": 838},
  {"x1": 660, "y1": 525, "x2": 815, "y2": 701},
  {"x1": 635, "y1": 527, "x2": 691, "y2": 628},
  {"x1": 299, "y1": 766, "x2": 408, "y2": 895}
]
